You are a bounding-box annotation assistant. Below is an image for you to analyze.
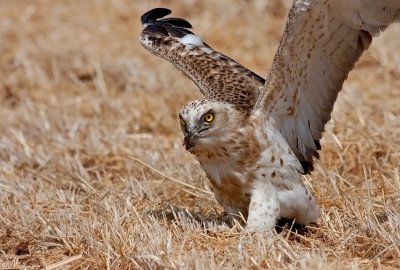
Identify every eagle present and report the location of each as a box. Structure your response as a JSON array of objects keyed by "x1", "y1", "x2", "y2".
[{"x1": 139, "y1": 1, "x2": 400, "y2": 231}]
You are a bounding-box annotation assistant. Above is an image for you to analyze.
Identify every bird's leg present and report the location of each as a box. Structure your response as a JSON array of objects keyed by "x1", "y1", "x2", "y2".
[{"x1": 247, "y1": 179, "x2": 280, "y2": 232}]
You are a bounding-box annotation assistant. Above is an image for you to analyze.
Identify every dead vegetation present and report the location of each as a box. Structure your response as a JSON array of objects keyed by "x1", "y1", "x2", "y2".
[{"x1": 0, "y1": 0, "x2": 399, "y2": 269}]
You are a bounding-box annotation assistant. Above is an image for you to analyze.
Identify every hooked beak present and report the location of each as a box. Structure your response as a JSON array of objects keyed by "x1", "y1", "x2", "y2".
[
  {"x1": 183, "y1": 127, "x2": 209, "y2": 151},
  {"x1": 183, "y1": 132, "x2": 197, "y2": 151}
]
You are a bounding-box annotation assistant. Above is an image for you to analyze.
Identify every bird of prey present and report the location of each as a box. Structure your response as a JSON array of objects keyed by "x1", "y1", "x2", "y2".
[{"x1": 139, "y1": 0, "x2": 400, "y2": 231}]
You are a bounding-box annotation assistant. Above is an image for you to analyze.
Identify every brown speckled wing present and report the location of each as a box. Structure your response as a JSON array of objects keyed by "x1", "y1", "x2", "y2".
[
  {"x1": 139, "y1": 8, "x2": 264, "y2": 111},
  {"x1": 258, "y1": 0, "x2": 400, "y2": 173}
]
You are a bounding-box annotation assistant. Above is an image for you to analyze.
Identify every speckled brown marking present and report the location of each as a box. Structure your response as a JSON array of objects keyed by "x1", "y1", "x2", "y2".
[
  {"x1": 252, "y1": 0, "x2": 389, "y2": 174},
  {"x1": 140, "y1": 15, "x2": 265, "y2": 111},
  {"x1": 287, "y1": 106, "x2": 295, "y2": 116},
  {"x1": 140, "y1": 3, "x2": 400, "y2": 231}
]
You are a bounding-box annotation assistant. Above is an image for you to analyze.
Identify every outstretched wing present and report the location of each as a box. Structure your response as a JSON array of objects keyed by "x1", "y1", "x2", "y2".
[
  {"x1": 257, "y1": 0, "x2": 400, "y2": 172},
  {"x1": 139, "y1": 8, "x2": 265, "y2": 111}
]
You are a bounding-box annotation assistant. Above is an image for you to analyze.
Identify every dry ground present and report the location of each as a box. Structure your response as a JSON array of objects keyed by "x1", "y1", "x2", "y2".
[{"x1": 0, "y1": 0, "x2": 399, "y2": 269}]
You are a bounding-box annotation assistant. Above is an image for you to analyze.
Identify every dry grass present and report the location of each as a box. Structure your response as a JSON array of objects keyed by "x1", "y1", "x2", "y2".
[{"x1": 0, "y1": 0, "x2": 399, "y2": 269}]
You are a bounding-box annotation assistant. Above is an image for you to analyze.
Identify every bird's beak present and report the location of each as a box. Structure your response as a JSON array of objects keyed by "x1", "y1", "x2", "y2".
[{"x1": 183, "y1": 132, "x2": 198, "y2": 151}]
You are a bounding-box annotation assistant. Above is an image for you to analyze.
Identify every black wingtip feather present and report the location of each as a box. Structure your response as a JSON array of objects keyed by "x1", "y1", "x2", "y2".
[
  {"x1": 141, "y1": 8, "x2": 171, "y2": 25},
  {"x1": 160, "y1": 18, "x2": 192, "y2": 29},
  {"x1": 300, "y1": 146, "x2": 321, "y2": 174},
  {"x1": 300, "y1": 161, "x2": 313, "y2": 175},
  {"x1": 141, "y1": 8, "x2": 194, "y2": 38},
  {"x1": 314, "y1": 140, "x2": 321, "y2": 150},
  {"x1": 141, "y1": 8, "x2": 192, "y2": 30}
]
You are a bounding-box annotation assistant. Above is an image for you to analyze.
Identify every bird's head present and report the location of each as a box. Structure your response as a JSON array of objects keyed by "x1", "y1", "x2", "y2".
[{"x1": 179, "y1": 99, "x2": 244, "y2": 153}]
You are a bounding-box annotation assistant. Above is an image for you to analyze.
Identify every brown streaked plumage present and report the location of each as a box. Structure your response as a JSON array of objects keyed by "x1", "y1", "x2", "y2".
[
  {"x1": 140, "y1": 8, "x2": 264, "y2": 111},
  {"x1": 139, "y1": 2, "x2": 400, "y2": 231}
]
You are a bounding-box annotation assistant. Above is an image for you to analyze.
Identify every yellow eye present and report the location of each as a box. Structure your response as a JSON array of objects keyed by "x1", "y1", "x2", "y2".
[{"x1": 204, "y1": 113, "x2": 214, "y2": 122}]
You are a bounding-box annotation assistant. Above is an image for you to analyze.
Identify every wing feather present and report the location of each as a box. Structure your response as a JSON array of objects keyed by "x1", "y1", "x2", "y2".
[
  {"x1": 139, "y1": 8, "x2": 264, "y2": 110},
  {"x1": 257, "y1": 0, "x2": 400, "y2": 172}
]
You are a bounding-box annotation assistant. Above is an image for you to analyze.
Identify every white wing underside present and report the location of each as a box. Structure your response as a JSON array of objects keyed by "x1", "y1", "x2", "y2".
[{"x1": 259, "y1": 0, "x2": 400, "y2": 167}]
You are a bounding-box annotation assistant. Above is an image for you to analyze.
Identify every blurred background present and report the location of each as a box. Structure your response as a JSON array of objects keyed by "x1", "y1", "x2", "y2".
[{"x1": 0, "y1": 0, "x2": 399, "y2": 268}]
